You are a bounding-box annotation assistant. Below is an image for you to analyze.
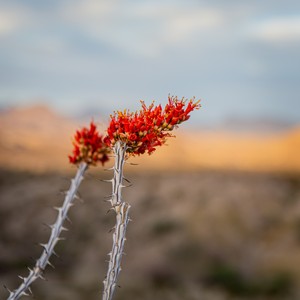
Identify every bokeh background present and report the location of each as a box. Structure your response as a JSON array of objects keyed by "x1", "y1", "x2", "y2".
[{"x1": 1, "y1": 1, "x2": 300, "y2": 299}]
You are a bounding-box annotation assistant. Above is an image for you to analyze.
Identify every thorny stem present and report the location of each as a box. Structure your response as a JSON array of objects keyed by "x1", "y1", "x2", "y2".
[
  {"x1": 103, "y1": 141, "x2": 131, "y2": 300},
  {"x1": 7, "y1": 162, "x2": 88, "y2": 300},
  {"x1": 110, "y1": 141, "x2": 126, "y2": 207}
]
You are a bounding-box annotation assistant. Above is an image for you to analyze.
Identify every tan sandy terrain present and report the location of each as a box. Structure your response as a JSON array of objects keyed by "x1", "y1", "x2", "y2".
[
  {"x1": 135, "y1": 129, "x2": 300, "y2": 173},
  {"x1": 0, "y1": 105, "x2": 299, "y2": 173}
]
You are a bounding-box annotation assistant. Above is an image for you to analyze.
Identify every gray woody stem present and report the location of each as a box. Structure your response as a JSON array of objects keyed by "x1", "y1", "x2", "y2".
[
  {"x1": 103, "y1": 141, "x2": 131, "y2": 300},
  {"x1": 7, "y1": 162, "x2": 88, "y2": 300}
]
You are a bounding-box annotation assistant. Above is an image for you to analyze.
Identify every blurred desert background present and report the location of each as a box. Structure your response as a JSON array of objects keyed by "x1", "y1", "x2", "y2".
[
  {"x1": 1, "y1": 105, "x2": 300, "y2": 300},
  {"x1": 1, "y1": 1, "x2": 300, "y2": 299},
  {"x1": 1, "y1": 105, "x2": 300, "y2": 173}
]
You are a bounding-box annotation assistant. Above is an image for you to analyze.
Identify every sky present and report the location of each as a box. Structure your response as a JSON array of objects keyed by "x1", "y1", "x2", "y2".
[{"x1": 0, "y1": 0, "x2": 299, "y2": 126}]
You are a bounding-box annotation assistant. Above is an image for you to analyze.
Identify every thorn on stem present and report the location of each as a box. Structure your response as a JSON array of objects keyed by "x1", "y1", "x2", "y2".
[
  {"x1": 75, "y1": 191, "x2": 83, "y2": 202},
  {"x1": 66, "y1": 216, "x2": 72, "y2": 224},
  {"x1": 53, "y1": 206, "x2": 61, "y2": 212},
  {"x1": 3, "y1": 284, "x2": 11, "y2": 293},
  {"x1": 104, "y1": 167, "x2": 114, "y2": 171},
  {"x1": 58, "y1": 190, "x2": 68, "y2": 196},
  {"x1": 39, "y1": 273, "x2": 46, "y2": 281},
  {"x1": 52, "y1": 250, "x2": 60, "y2": 258},
  {"x1": 106, "y1": 208, "x2": 114, "y2": 214},
  {"x1": 28, "y1": 287, "x2": 33, "y2": 295},
  {"x1": 47, "y1": 261, "x2": 55, "y2": 269},
  {"x1": 61, "y1": 226, "x2": 68, "y2": 232},
  {"x1": 103, "y1": 199, "x2": 112, "y2": 203},
  {"x1": 123, "y1": 183, "x2": 133, "y2": 188},
  {"x1": 123, "y1": 177, "x2": 131, "y2": 183},
  {"x1": 75, "y1": 196, "x2": 84, "y2": 204},
  {"x1": 42, "y1": 222, "x2": 52, "y2": 230},
  {"x1": 108, "y1": 227, "x2": 115, "y2": 233},
  {"x1": 39, "y1": 244, "x2": 48, "y2": 253},
  {"x1": 101, "y1": 179, "x2": 113, "y2": 183}
]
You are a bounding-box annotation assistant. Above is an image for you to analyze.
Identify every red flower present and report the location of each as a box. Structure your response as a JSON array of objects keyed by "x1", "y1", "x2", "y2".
[
  {"x1": 106, "y1": 96, "x2": 200, "y2": 156},
  {"x1": 69, "y1": 122, "x2": 110, "y2": 166}
]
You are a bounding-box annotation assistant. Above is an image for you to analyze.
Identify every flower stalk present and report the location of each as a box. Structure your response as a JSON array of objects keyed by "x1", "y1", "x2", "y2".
[
  {"x1": 103, "y1": 202, "x2": 131, "y2": 300},
  {"x1": 7, "y1": 162, "x2": 88, "y2": 300},
  {"x1": 102, "y1": 96, "x2": 200, "y2": 300},
  {"x1": 103, "y1": 141, "x2": 131, "y2": 300},
  {"x1": 7, "y1": 122, "x2": 111, "y2": 300}
]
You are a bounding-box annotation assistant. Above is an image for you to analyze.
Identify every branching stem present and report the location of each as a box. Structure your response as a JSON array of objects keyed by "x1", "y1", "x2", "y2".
[{"x1": 7, "y1": 162, "x2": 88, "y2": 300}]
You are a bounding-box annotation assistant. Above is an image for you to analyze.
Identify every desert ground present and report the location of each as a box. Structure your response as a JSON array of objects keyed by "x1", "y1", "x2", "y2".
[{"x1": 1, "y1": 167, "x2": 300, "y2": 300}]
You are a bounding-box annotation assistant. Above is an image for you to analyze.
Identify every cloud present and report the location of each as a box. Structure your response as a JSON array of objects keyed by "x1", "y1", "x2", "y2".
[
  {"x1": 0, "y1": 1, "x2": 299, "y2": 124},
  {"x1": 160, "y1": 8, "x2": 224, "y2": 44},
  {"x1": 249, "y1": 16, "x2": 300, "y2": 43},
  {"x1": 0, "y1": 7, "x2": 30, "y2": 36},
  {"x1": 62, "y1": 1, "x2": 117, "y2": 21},
  {"x1": 62, "y1": 1, "x2": 225, "y2": 57}
]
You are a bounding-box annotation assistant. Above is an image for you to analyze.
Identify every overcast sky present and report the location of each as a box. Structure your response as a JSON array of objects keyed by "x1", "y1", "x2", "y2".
[{"x1": 0, "y1": 0, "x2": 299, "y2": 125}]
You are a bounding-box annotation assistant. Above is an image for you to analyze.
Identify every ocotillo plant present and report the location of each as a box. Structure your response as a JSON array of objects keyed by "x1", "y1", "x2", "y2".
[
  {"x1": 102, "y1": 96, "x2": 200, "y2": 300},
  {"x1": 6, "y1": 122, "x2": 110, "y2": 300}
]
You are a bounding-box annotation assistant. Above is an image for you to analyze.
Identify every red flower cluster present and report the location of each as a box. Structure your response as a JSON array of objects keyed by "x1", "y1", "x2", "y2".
[
  {"x1": 106, "y1": 96, "x2": 200, "y2": 155},
  {"x1": 69, "y1": 122, "x2": 110, "y2": 166}
]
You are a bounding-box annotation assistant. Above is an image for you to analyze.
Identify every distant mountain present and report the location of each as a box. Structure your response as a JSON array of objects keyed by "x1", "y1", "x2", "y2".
[
  {"x1": 0, "y1": 104, "x2": 78, "y2": 172},
  {"x1": 0, "y1": 104, "x2": 299, "y2": 173},
  {"x1": 0, "y1": 104, "x2": 73, "y2": 128}
]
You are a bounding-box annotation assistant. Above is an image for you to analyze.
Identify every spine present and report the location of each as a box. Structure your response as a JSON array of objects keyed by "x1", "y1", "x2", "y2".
[{"x1": 7, "y1": 162, "x2": 88, "y2": 300}]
